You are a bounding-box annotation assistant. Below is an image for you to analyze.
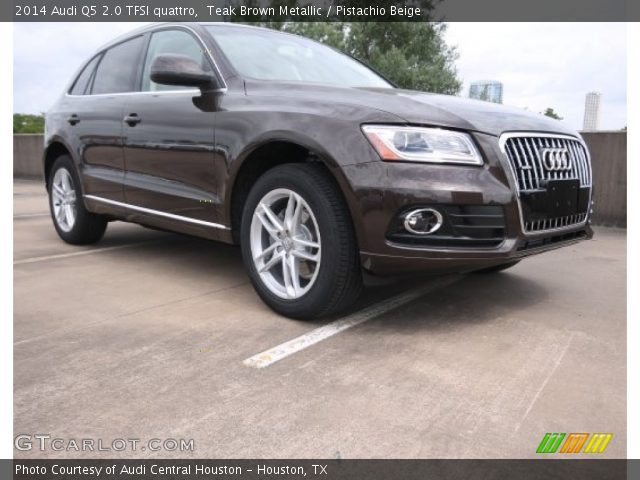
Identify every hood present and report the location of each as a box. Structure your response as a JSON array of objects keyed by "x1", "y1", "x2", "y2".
[
  {"x1": 245, "y1": 81, "x2": 578, "y2": 138},
  {"x1": 365, "y1": 88, "x2": 578, "y2": 137}
]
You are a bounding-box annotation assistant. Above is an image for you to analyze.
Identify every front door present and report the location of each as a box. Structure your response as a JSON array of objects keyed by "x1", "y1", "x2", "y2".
[{"x1": 122, "y1": 28, "x2": 222, "y2": 230}]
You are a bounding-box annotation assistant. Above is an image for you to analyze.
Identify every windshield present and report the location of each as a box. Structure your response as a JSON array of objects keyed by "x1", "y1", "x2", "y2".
[{"x1": 206, "y1": 26, "x2": 392, "y2": 89}]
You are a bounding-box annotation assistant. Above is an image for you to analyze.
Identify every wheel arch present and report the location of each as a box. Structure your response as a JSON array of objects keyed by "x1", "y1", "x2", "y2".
[
  {"x1": 43, "y1": 137, "x2": 75, "y2": 190},
  {"x1": 226, "y1": 135, "x2": 360, "y2": 246}
]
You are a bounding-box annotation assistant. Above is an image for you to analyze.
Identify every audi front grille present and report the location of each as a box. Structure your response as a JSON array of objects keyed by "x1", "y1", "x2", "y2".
[{"x1": 500, "y1": 133, "x2": 592, "y2": 233}]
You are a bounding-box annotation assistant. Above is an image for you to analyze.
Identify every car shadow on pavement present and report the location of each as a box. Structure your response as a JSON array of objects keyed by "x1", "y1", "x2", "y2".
[
  {"x1": 352, "y1": 271, "x2": 549, "y2": 333},
  {"x1": 93, "y1": 227, "x2": 548, "y2": 331}
]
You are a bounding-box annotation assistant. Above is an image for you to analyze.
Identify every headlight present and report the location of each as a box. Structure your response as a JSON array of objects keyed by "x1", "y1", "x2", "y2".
[{"x1": 361, "y1": 125, "x2": 483, "y2": 165}]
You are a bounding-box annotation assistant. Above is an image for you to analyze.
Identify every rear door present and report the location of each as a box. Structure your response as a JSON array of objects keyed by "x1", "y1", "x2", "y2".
[
  {"x1": 73, "y1": 35, "x2": 146, "y2": 206},
  {"x1": 121, "y1": 27, "x2": 220, "y2": 228}
]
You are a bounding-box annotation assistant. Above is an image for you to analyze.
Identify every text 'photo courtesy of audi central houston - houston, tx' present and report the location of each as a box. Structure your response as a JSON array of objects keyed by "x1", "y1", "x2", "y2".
[{"x1": 43, "y1": 23, "x2": 594, "y2": 319}]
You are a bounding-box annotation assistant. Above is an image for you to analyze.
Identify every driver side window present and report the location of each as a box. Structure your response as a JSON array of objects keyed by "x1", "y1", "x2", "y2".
[{"x1": 142, "y1": 29, "x2": 211, "y2": 92}]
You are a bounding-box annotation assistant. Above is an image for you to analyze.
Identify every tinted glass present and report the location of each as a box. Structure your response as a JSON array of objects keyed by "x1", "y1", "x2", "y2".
[
  {"x1": 70, "y1": 54, "x2": 101, "y2": 95},
  {"x1": 92, "y1": 36, "x2": 144, "y2": 94},
  {"x1": 207, "y1": 26, "x2": 391, "y2": 88},
  {"x1": 142, "y1": 29, "x2": 211, "y2": 91}
]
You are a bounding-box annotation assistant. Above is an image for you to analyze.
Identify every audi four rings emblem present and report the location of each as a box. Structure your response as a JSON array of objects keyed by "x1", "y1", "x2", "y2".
[{"x1": 540, "y1": 148, "x2": 572, "y2": 171}]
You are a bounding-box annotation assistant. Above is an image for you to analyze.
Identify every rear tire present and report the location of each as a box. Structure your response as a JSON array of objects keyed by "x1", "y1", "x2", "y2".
[
  {"x1": 48, "y1": 155, "x2": 108, "y2": 245},
  {"x1": 240, "y1": 163, "x2": 362, "y2": 319},
  {"x1": 475, "y1": 260, "x2": 521, "y2": 274}
]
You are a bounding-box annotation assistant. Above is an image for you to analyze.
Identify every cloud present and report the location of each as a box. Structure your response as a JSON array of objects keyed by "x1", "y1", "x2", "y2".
[{"x1": 445, "y1": 22, "x2": 627, "y2": 130}]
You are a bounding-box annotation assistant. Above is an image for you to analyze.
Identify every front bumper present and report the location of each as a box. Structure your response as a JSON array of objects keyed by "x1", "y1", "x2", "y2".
[{"x1": 339, "y1": 131, "x2": 593, "y2": 276}]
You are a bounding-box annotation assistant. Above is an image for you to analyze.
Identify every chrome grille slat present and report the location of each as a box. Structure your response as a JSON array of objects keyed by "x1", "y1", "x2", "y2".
[
  {"x1": 526, "y1": 213, "x2": 588, "y2": 233},
  {"x1": 566, "y1": 139, "x2": 579, "y2": 182},
  {"x1": 556, "y1": 138, "x2": 569, "y2": 180},
  {"x1": 506, "y1": 142, "x2": 529, "y2": 190},
  {"x1": 521, "y1": 138, "x2": 542, "y2": 188},
  {"x1": 502, "y1": 134, "x2": 592, "y2": 233},
  {"x1": 538, "y1": 138, "x2": 556, "y2": 180},
  {"x1": 580, "y1": 142, "x2": 591, "y2": 185},
  {"x1": 567, "y1": 140, "x2": 584, "y2": 185},
  {"x1": 548, "y1": 139, "x2": 557, "y2": 179},
  {"x1": 515, "y1": 138, "x2": 533, "y2": 190},
  {"x1": 545, "y1": 138, "x2": 557, "y2": 181},
  {"x1": 530, "y1": 138, "x2": 547, "y2": 188},
  {"x1": 577, "y1": 141, "x2": 590, "y2": 184},
  {"x1": 517, "y1": 142, "x2": 534, "y2": 187}
]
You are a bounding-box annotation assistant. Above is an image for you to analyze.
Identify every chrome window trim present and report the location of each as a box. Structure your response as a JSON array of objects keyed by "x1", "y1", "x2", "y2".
[
  {"x1": 498, "y1": 132, "x2": 593, "y2": 237},
  {"x1": 66, "y1": 89, "x2": 203, "y2": 98},
  {"x1": 66, "y1": 24, "x2": 227, "y2": 98},
  {"x1": 84, "y1": 195, "x2": 229, "y2": 230}
]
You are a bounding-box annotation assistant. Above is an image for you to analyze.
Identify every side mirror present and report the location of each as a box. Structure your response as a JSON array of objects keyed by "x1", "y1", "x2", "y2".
[{"x1": 150, "y1": 54, "x2": 217, "y2": 89}]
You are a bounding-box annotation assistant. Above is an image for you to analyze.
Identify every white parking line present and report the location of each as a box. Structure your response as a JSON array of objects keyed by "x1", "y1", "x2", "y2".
[
  {"x1": 13, "y1": 241, "x2": 157, "y2": 265},
  {"x1": 514, "y1": 332, "x2": 575, "y2": 432},
  {"x1": 243, "y1": 275, "x2": 460, "y2": 368},
  {"x1": 13, "y1": 212, "x2": 50, "y2": 219}
]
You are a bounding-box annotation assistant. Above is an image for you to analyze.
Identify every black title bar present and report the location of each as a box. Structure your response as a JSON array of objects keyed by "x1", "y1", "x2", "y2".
[
  {"x1": 4, "y1": 0, "x2": 635, "y2": 22},
  {"x1": 4, "y1": 459, "x2": 637, "y2": 480}
]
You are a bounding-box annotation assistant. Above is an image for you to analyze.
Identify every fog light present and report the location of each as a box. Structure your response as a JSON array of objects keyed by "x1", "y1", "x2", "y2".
[{"x1": 403, "y1": 208, "x2": 443, "y2": 235}]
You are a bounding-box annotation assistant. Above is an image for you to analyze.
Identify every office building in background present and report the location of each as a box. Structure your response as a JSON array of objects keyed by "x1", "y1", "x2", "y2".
[
  {"x1": 583, "y1": 92, "x2": 602, "y2": 131},
  {"x1": 469, "y1": 81, "x2": 503, "y2": 104}
]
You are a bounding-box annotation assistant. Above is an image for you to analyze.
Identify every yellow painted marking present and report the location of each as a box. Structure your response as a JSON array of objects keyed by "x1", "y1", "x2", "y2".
[{"x1": 597, "y1": 434, "x2": 613, "y2": 453}]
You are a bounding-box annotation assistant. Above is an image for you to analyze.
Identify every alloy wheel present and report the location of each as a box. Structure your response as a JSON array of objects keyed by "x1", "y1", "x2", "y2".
[
  {"x1": 250, "y1": 188, "x2": 321, "y2": 299},
  {"x1": 51, "y1": 168, "x2": 77, "y2": 233}
]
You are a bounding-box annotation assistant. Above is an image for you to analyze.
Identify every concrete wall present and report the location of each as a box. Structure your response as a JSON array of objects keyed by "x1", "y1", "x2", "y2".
[
  {"x1": 13, "y1": 134, "x2": 44, "y2": 180},
  {"x1": 580, "y1": 131, "x2": 627, "y2": 228},
  {"x1": 13, "y1": 131, "x2": 627, "y2": 227}
]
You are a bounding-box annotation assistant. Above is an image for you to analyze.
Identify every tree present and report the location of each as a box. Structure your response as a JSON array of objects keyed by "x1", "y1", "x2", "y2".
[
  {"x1": 542, "y1": 108, "x2": 563, "y2": 120},
  {"x1": 233, "y1": 21, "x2": 461, "y2": 94},
  {"x1": 13, "y1": 113, "x2": 45, "y2": 134}
]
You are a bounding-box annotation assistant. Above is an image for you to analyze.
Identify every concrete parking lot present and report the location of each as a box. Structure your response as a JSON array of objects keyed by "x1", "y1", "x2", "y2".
[{"x1": 14, "y1": 179, "x2": 626, "y2": 458}]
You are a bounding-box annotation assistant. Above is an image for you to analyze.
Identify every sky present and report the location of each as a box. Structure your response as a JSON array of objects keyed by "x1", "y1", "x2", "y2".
[
  {"x1": 444, "y1": 23, "x2": 626, "y2": 130},
  {"x1": 13, "y1": 22, "x2": 627, "y2": 131}
]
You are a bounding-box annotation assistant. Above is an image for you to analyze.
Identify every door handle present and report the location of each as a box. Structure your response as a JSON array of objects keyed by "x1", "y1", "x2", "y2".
[
  {"x1": 124, "y1": 114, "x2": 141, "y2": 127},
  {"x1": 67, "y1": 114, "x2": 80, "y2": 126}
]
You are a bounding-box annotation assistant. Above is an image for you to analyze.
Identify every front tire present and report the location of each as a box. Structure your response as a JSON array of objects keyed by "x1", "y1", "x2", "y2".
[
  {"x1": 48, "y1": 155, "x2": 107, "y2": 245},
  {"x1": 241, "y1": 163, "x2": 362, "y2": 319}
]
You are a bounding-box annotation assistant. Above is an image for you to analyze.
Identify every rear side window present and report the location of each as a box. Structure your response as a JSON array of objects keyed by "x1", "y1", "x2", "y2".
[
  {"x1": 141, "y1": 29, "x2": 211, "y2": 92},
  {"x1": 91, "y1": 36, "x2": 145, "y2": 94},
  {"x1": 69, "y1": 54, "x2": 101, "y2": 95}
]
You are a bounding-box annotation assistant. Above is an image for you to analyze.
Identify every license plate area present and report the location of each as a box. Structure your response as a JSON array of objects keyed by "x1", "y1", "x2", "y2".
[{"x1": 520, "y1": 180, "x2": 590, "y2": 223}]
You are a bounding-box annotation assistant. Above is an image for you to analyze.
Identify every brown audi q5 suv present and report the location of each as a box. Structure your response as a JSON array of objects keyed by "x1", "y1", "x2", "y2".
[{"x1": 44, "y1": 23, "x2": 593, "y2": 319}]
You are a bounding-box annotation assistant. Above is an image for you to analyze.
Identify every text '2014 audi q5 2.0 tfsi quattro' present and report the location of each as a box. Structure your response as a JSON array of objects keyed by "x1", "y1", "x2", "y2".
[{"x1": 44, "y1": 23, "x2": 594, "y2": 319}]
